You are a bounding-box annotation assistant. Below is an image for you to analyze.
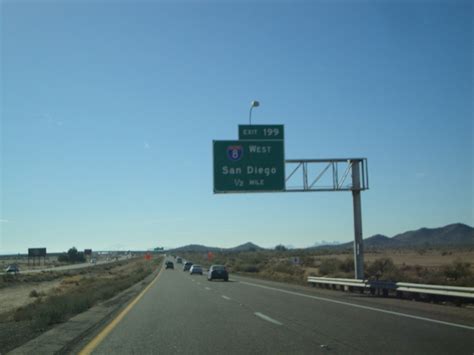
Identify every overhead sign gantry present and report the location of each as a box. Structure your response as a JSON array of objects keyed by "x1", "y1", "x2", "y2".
[{"x1": 212, "y1": 102, "x2": 369, "y2": 280}]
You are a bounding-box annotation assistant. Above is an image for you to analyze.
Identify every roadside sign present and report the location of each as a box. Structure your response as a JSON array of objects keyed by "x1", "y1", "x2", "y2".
[
  {"x1": 213, "y1": 140, "x2": 285, "y2": 193},
  {"x1": 28, "y1": 248, "x2": 47, "y2": 257},
  {"x1": 239, "y1": 125, "x2": 284, "y2": 140}
]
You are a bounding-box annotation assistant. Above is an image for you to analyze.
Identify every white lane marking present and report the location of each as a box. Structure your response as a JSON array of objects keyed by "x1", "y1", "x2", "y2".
[
  {"x1": 222, "y1": 295, "x2": 231, "y2": 300},
  {"x1": 240, "y1": 281, "x2": 474, "y2": 331},
  {"x1": 254, "y1": 312, "x2": 283, "y2": 326},
  {"x1": 205, "y1": 287, "x2": 211, "y2": 290}
]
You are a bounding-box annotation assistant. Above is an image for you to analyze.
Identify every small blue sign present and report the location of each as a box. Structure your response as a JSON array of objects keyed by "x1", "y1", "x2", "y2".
[{"x1": 226, "y1": 145, "x2": 243, "y2": 161}]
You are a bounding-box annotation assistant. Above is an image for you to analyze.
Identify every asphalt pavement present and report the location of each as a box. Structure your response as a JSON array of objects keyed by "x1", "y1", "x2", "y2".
[{"x1": 83, "y1": 259, "x2": 474, "y2": 354}]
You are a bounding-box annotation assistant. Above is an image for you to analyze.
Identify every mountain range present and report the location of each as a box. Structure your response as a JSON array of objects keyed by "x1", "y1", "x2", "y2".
[
  {"x1": 313, "y1": 223, "x2": 473, "y2": 250},
  {"x1": 167, "y1": 242, "x2": 264, "y2": 253},
  {"x1": 166, "y1": 223, "x2": 473, "y2": 253}
]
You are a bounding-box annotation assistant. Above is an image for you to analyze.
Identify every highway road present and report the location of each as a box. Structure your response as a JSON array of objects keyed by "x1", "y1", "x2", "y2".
[{"x1": 79, "y1": 259, "x2": 474, "y2": 354}]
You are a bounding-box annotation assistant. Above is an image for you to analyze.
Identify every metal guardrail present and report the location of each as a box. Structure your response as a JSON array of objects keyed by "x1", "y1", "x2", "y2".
[
  {"x1": 395, "y1": 282, "x2": 474, "y2": 299},
  {"x1": 307, "y1": 276, "x2": 366, "y2": 288},
  {"x1": 307, "y1": 277, "x2": 474, "y2": 299}
]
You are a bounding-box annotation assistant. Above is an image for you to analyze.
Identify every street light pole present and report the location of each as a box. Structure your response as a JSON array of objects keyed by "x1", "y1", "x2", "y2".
[{"x1": 249, "y1": 100, "x2": 260, "y2": 125}]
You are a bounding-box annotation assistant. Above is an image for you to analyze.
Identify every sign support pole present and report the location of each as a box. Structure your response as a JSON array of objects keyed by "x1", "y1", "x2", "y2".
[{"x1": 351, "y1": 160, "x2": 364, "y2": 279}]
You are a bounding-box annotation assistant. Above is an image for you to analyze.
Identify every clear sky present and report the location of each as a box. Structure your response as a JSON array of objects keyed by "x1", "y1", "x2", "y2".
[{"x1": 1, "y1": 0, "x2": 472, "y2": 253}]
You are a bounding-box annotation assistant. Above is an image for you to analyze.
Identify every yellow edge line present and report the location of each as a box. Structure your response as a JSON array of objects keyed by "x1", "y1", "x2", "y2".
[{"x1": 79, "y1": 266, "x2": 164, "y2": 355}]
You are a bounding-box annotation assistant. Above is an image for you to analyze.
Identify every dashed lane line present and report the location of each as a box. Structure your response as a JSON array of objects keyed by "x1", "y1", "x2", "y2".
[{"x1": 254, "y1": 312, "x2": 283, "y2": 326}]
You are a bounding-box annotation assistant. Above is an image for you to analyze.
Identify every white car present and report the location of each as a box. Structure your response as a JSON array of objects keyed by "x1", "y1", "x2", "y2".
[{"x1": 189, "y1": 265, "x2": 203, "y2": 275}]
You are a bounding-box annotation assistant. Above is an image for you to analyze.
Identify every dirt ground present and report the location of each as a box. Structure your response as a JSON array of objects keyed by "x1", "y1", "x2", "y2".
[
  {"x1": 0, "y1": 257, "x2": 161, "y2": 353},
  {"x1": 0, "y1": 257, "x2": 148, "y2": 317},
  {"x1": 0, "y1": 280, "x2": 61, "y2": 315},
  {"x1": 317, "y1": 249, "x2": 474, "y2": 268}
]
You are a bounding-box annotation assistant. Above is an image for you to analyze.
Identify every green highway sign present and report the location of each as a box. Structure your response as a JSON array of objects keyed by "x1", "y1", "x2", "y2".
[
  {"x1": 239, "y1": 125, "x2": 284, "y2": 140},
  {"x1": 213, "y1": 140, "x2": 285, "y2": 193}
]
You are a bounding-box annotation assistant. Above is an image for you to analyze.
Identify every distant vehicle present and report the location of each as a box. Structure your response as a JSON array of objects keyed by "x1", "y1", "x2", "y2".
[
  {"x1": 183, "y1": 261, "x2": 193, "y2": 271},
  {"x1": 165, "y1": 261, "x2": 174, "y2": 270},
  {"x1": 90, "y1": 258, "x2": 97, "y2": 264},
  {"x1": 208, "y1": 265, "x2": 228, "y2": 281},
  {"x1": 189, "y1": 265, "x2": 203, "y2": 275},
  {"x1": 176, "y1": 257, "x2": 183, "y2": 264},
  {"x1": 5, "y1": 264, "x2": 20, "y2": 274}
]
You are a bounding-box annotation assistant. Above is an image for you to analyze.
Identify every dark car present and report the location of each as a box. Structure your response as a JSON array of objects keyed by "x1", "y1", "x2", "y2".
[
  {"x1": 183, "y1": 261, "x2": 193, "y2": 271},
  {"x1": 176, "y1": 257, "x2": 182, "y2": 264},
  {"x1": 207, "y1": 265, "x2": 228, "y2": 281},
  {"x1": 165, "y1": 261, "x2": 174, "y2": 269}
]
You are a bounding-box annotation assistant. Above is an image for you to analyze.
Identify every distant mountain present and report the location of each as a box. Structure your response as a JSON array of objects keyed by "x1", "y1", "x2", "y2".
[
  {"x1": 390, "y1": 223, "x2": 473, "y2": 247},
  {"x1": 312, "y1": 240, "x2": 341, "y2": 247},
  {"x1": 363, "y1": 234, "x2": 395, "y2": 248},
  {"x1": 228, "y1": 242, "x2": 264, "y2": 252},
  {"x1": 313, "y1": 223, "x2": 474, "y2": 250},
  {"x1": 167, "y1": 244, "x2": 223, "y2": 253},
  {"x1": 166, "y1": 224, "x2": 473, "y2": 253},
  {"x1": 167, "y1": 242, "x2": 264, "y2": 254}
]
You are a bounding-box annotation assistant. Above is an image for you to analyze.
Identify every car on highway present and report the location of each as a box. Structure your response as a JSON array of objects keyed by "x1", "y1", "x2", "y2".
[
  {"x1": 176, "y1": 257, "x2": 182, "y2": 264},
  {"x1": 5, "y1": 264, "x2": 20, "y2": 274},
  {"x1": 165, "y1": 261, "x2": 174, "y2": 270},
  {"x1": 207, "y1": 265, "x2": 228, "y2": 281},
  {"x1": 183, "y1": 261, "x2": 193, "y2": 271},
  {"x1": 189, "y1": 265, "x2": 203, "y2": 275}
]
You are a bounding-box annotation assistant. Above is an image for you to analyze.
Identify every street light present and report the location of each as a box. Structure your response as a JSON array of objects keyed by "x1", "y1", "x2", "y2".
[{"x1": 249, "y1": 100, "x2": 260, "y2": 125}]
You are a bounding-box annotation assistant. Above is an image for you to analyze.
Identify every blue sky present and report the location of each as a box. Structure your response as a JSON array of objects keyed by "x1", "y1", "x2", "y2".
[{"x1": 1, "y1": 0, "x2": 472, "y2": 253}]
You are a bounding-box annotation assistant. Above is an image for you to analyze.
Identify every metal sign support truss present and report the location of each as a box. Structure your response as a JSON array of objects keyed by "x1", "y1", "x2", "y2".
[{"x1": 284, "y1": 158, "x2": 369, "y2": 279}]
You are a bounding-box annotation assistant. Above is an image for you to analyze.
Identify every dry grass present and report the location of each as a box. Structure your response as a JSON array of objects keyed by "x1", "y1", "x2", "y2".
[{"x1": 0, "y1": 256, "x2": 162, "y2": 353}]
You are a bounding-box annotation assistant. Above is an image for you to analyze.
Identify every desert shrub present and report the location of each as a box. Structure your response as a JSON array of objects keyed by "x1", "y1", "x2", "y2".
[
  {"x1": 273, "y1": 262, "x2": 299, "y2": 275},
  {"x1": 57, "y1": 253, "x2": 69, "y2": 263},
  {"x1": 57, "y1": 247, "x2": 86, "y2": 263},
  {"x1": 340, "y1": 257, "x2": 354, "y2": 273},
  {"x1": 319, "y1": 258, "x2": 342, "y2": 275},
  {"x1": 301, "y1": 256, "x2": 316, "y2": 268},
  {"x1": 234, "y1": 263, "x2": 259, "y2": 273},
  {"x1": 366, "y1": 258, "x2": 402, "y2": 281},
  {"x1": 443, "y1": 260, "x2": 472, "y2": 281},
  {"x1": 242, "y1": 264, "x2": 259, "y2": 273},
  {"x1": 12, "y1": 258, "x2": 160, "y2": 329}
]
